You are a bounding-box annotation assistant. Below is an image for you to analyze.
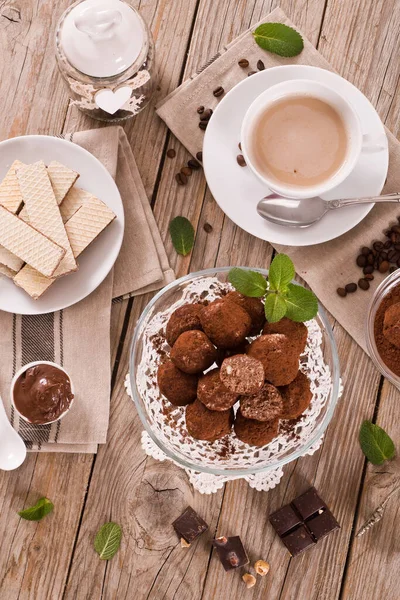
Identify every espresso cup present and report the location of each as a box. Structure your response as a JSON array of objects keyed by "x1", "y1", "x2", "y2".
[{"x1": 241, "y1": 79, "x2": 363, "y2": 200}]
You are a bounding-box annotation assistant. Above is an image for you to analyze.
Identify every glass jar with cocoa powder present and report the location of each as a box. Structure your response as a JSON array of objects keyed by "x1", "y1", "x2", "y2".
[{"x1": 366, "y1": 270, "x2": 400, "y2": 388}]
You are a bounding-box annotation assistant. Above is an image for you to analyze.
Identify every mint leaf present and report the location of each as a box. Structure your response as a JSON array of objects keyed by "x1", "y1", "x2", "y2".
[
  {"x1": 359, "y1": 421, "x2": 395, "y2": 465},
  {"x1": 228, "y1": 268, "x2": 267, "y2": 297},
  {"x1": 94, "y1": 522, "x2": 122, "y2": 560},
  {"x1": 265, "y1": 292, "x2": 287, "y2": 323},
  {"x1": 169, "y1": 217, "x2": 195, "y2": 256},
  {"x1": 284, "y1": 284, "x2": 318, "y2": 322},
  {"x1": 253, "y1": 23, "x2": 304, "y2": 57},
  {"x1": 18, "y1": 497, "x2": 54, "y2": 521},
  {"x1": 268, "y1": 254, "x2": 295, "y2": 291}
]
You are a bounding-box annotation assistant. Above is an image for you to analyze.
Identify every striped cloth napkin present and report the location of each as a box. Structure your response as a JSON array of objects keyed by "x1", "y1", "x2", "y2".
[
  {"x1": 0, "y1": 126, "x2": 174, "y2": 453},
  {"x1": 156, "y1": 6, "x2": 400, "y2": 353}
]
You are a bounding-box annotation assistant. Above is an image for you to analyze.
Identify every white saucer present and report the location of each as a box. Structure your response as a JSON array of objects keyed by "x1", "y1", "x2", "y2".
[
  {"x1": 203, "y1": 65, "x2": 389, "y2": 246},
  {"x1": 0, "y1": 135, "x2": 124, "y2": 315}
]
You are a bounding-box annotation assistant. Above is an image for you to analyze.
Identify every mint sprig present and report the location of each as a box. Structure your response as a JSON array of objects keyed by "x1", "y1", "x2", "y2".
[
  {"x1": 228, "y1": 254, "x2": 318, "y2": 323},
  {"x1": 169, "y1": 217, "x2": 195, "y2": 256},
  {"x1": 359, "y1": 421, "x2": 395, "y2": 465},
  {"x1": 94, "y1": 522, "x2": 122, "y2": 560},
  {"x1": 18, "y1": 497, "x2": 54, "y2": 521},
  {"x1": 253, "y1": 23, "x2": 304, "y2": 57}
]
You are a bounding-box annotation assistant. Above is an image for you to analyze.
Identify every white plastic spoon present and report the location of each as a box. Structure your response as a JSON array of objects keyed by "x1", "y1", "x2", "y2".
[{"x1": 0, "y1": 396, "x2": 27, "y2": 471}]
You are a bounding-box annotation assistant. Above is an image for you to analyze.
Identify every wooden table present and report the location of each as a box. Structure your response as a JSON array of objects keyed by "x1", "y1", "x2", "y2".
[{"x1": 1, "y1": 1, "x2": 399, "y2": 598}]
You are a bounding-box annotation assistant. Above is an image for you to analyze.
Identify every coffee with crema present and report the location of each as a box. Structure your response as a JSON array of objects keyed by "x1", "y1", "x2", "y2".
[{"x1": 249, "y1": 95, "x2": 348, "y2": 188}]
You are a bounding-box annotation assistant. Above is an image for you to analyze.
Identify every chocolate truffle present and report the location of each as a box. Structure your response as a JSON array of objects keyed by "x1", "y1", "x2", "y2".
[
  {"x1": 240, "y1": 383, "x2": 283, "y2": 422},
  {"x1": 220, "y1": 354, "x2": 265, "y2": 395},
  {"x1": 197, "y1": 368, "x2": 239, "y2": 411},
  {"x1": 200, "y1": 299, "x2": 251, "y2": 348},
  {"x1": 216, "y1": 341, "x2": 249, "y2": 367},
  {"x1": 166, "y1": 303, "x2": 203, "y2": 347},
  {"x1": 186, "y1": 399, "x2": 233, "y2": 442},
  {"x1": 263, "y1": 318, "x2": 308, "y2": 354},
  {"x1": 383, "y1": 302, "x2": 400, "y2": 349},
  {"x1": 171, "y1": 330, "x2": 217, "y2": 374},
  {"x1": 226, "y1": 291, "x2": 266, "y2": 336},
  {"x1": 234, "y1": 408, "x2": 279, "y2": 446},
  {"x1": 279, "y1": 371, "x2": 312, "y2": 419},
  {"x1": 247, "y1": 334, "x2": 299, "y2": 386},
  {"x1": 157, "y1": 360, "x2": 198, "y2": 406}
]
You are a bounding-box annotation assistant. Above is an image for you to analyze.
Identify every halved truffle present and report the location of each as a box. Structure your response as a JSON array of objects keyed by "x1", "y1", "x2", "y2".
[
  {"x1": 166, "y1": 303, "x2": 203, "y2": 347},
  {"x1": 240, "y1": 383, "x2": 283, "y2": 422},
  {"x1": 197, "y1": 368, "x2": 239, "y2": 411},
  {"x1": 247, "y1": 334, "x2": 299, "y2": 386},
  {"x1": 234, "y1": 408, "x2": 279, "y2": 446},
  {"x1": 220, "y1": 354, "x2": 265, "y2": 395},
  {"x1": 157, "y1": 360, "x2": 198, "y2": 406},
  {"x1": 171, "y1": 330, "x2": 217, "y2": 374},
  {"x1": 200, "y1": 299, "x2": 251, "y2": 348},
  {"x1": 279, "y1": 371, "x2": 312, "y2": 419},
  {"x1": 263, "y1": 318, "x2": 308, "y2": 355},
  {"x1": 226, "y1": 291, "x2": 266, "y2": 336},
  {"x1": 186, "y1": 399, "x2": 233, "y2": 442}
]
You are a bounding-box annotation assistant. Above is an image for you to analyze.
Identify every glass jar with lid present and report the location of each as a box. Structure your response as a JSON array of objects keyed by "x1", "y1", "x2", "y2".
[{"x1": 55, "y1": 0, "x2": 156, "y2": 122}]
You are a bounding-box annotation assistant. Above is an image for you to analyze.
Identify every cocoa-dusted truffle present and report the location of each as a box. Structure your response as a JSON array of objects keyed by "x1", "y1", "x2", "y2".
[
  {"x1": 263, "y1": 318, "x2": 308, "y2": 354},
  {"x1": 226, "y1": 291, "x2": 266, "y2": 336},
  {"x1": 166, "y1": 303, "x2": 203, "y2": 347},
  {"x1": 157, "y1": 360, "x2": 198, "y2": 406},
  {"x1": 200, "y1": 299, "x2": 251, "y2": 348},
  {"x1": 240, "y1": 383, "x2": 283, "y2": 422},
  {"x1": 383, "y1": 302, "x2": 400, "y2": 349},
  {"x1": 279, "y1": 371, "x2": 312, "y2": 419},
  {"x1": 197, "y1": 368, "x2": 239, "y2": 411},
  {"x1": 247, "y1": 334, "x2": 299, "y2": 386},
  {"x1": 234, "y1": 408, "x2": 279, "y2": 446},
  {"x1": 171, "y1": 330, "x2": 217, "y2": 374},
  {"x1": 186, "y1": 399, "x2": 233, "y2": 442},
  {"x1": 220, "y1": 354, "x2": 265, "y2": 395}
]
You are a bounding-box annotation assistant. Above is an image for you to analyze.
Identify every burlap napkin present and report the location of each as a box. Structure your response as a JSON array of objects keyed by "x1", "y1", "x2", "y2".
[
  {"x1": 0, "y1": 126, "x2": 174, "y2": 453},
  {"x1": 157, "y1": 7, "x2": 400, "y2": 353}
]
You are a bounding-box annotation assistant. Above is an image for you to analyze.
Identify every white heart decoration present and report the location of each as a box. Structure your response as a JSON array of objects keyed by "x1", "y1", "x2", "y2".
[{"x1": 95, "y1": 86, "x2": 132, "y2": 115}]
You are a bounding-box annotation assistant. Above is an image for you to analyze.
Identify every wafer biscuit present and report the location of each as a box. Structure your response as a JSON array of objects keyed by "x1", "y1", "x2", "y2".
[
  {"x1": 14, "y1": 195, "x2": 116, "y2": 299},
  {"x1": 60, "y1": 187, "x2": 91, "y2": 223},
  {"x1": 0, "y1": 263, "x2": 17, "y2": 279},
  {"x1": 47, "y1": 161, "x2": 79, "y2": 204},
  {"x1": 16, "y1": 161, "x2": 77, "y2": 277},
  {"x1": 0, "y1": 205, "x2": 65, "y2": 277},
  {"x1": 0, "y1": 160, "x2": 25, "y2": 272}
]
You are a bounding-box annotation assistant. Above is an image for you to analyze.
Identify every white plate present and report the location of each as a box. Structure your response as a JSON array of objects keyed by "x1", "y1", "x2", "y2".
[
  {"x1": 0, "y1": 135, "x2": 124, "y2": 315},
  {"x1": 203, "y1": 65, "x2": 389, "y2": 246}
]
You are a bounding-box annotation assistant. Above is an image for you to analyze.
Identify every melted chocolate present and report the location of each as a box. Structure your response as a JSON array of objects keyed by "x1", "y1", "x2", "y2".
[{"x1": 13, "y1": 364, "x2": 74, "y2": 424}]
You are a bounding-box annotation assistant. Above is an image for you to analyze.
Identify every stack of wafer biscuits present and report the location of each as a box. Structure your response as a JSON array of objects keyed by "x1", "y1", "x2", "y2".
[{"x1": 0, "y1": 160, "x2": 116, "y2": 299}]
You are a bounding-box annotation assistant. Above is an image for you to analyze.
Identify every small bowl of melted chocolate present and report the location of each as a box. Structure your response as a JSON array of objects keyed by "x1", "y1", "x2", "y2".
[
  {"x1": 366, "y1": 270, "x2": 400, "y2": 389},
  {"x1": 11, "y1": 362, "x2": 74, "y2": 425}
]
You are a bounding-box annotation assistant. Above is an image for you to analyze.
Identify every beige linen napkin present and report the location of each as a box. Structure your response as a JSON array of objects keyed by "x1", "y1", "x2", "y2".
[
  {"x1": 0, "y1": 126, "x2": 174, "y2": 453},
  {"x1": 157, "y1": 7, "x2": 400, "y2": 353}
]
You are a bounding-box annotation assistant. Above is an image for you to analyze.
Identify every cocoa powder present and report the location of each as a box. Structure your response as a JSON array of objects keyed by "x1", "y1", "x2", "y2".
[{"x1": 374, "y1": 283, "x2": 400, "y2": 376}]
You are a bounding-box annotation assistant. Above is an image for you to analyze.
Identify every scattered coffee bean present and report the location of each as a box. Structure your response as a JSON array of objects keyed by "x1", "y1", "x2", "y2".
[
  {"x1": 257, "y1": 59, "x2": 265, "y2": 71},
  {"x1": 393, "y1": 225, "x2": 400, "y2": 234},
  {"x1": 188, "y1": 159, "x2": 201, "y2": 170},
  {"x1": 358, "y1": 278, "x2": 370, "y2": 291},
  {"x1": 337, "y1": 287, "x2": 347, "y2": 297},
  {"x1": 361, "y1": 246, "x2": 370, "y2": 255},
  {"x1": 380, "y1": 251, "x2": 388, "y2": 261},
  {"x1": 363, "y1": 265, "x2": 374, "y2": 275},
  {"x1": 384, "y1": 240, "x2": 392, "y2": 249},
  {"x1": 238, "y1": 142, "x2": 242, "y2": 151},
  {"x1": 367, "y1": 254, "x2": 374, "y2": 265},
  {"x1": 388, "y1": 248, "x2": 397, "y2": 261},
  {"x1": 345, "y1": 282, "x2": 357, "y2": 293},
  {"x1": 238, "y1": 58, "x2": 249, "y2": 68},
  {"x1": 197, "y1": 105, "x2": 205, "y2": 114},
  {"x1": 356, "y1": 254, "x2": 367, "y2": 267},
  {"x1": 236, "y1": 154, "x2": 246, "y2": 167},
  {"x1": 175, "y1": 172, "x2": 187, "y2": 185},
  {"x1": 373, "y1": 241, "x2": 384, "y2": 251},
  {"x1": 181, "y1": 166, "x2": 192, "y2": 177},
  {"x1": 196, "y1": 151, "x2": 203, "y2": 162},
  {"x1": 248, "y1": 70, "x2": 257, "y2": 76},
  {"x1": 203, "y1": 223, "x2": 213, "y2": 233},
  {"x1": 200, "y1": 108, "x2": 213, "y2": 121},
  {"x1": 199, "y1": 121, "x2": 208, "y2": 130},
  {"x1": 213, "y1": 86, "x2": 224, "y2": 97},
  {"x1": 379, "y1": 260, "x2": 390, "y2": 273},
  {"x1": 167, "y1": 148, "x2": 176, "y2": 158},
  {"x1": 365, "y1": 274, "x2": 374, "y2": 280}
]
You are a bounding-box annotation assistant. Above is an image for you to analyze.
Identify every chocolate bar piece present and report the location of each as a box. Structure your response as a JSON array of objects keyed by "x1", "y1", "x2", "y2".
[
  {"x1": 212, "y1": 536, "x2": 249, "y2": 571},
  {"x1": 173, "y1": 506, "x2": 208, "y2": 545},
  {"x1": 269, "y1": 487, "x2": 340, "y2": 557}
]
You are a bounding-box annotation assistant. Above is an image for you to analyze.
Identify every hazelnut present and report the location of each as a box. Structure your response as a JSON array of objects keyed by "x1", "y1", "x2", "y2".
[
  {"x1": 242, "y1": 573, "x2": 256, "y2": 589},
  {"x1": 180, "y1": 538, "x2": 191, "y2": 548},
  {"x1": 215, "y1": 536, "x2": 228, "y2": 545},
  {"x1": 254, "y1": 559, "x2": 270, "y2": 576}
]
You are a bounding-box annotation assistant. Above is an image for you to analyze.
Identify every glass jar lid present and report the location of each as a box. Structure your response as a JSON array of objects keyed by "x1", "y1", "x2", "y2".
[{"x1": 59, "y1": 0, "x2": 146, "y2": 78}]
